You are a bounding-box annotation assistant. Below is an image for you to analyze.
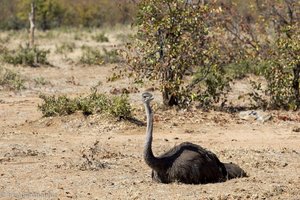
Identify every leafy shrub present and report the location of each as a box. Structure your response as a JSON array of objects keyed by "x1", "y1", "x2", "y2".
[
  {"x1": 74, "y1": 33, "x2": 83, "y2": 40},
  {"x1": 79, "y1": 48, "x2": 104, "y2": 65},
  {"x1": 2, "y1": 45, "x2": 50, "y2": 67},
  {"x1": 102, "y1": 48, "x2": 122, "y2": 63},
  {"x1": 38, "y1": 94, "x2": 78, "y2": 117},
  {"x1": 224, "y1": 60, "x2": 266, "y2": 80},
  {"x1": 0, "y1": 67, "x2": 25, "y2": 90},
  {"x1": 91, "y1": 32, "x2": 109, "y2": 43},
  {"x1": 193, "y1": 64, "x2": 230, "y2": 109},
  {"x1": 122, "y1": 0, "x2": 228, "y2": 107},
  {"x1": 247, "y1": 80, "x2": 268, "y2": 109},
  {"x1": 115, "y1": 33, "x2": 134, "y2": 44},
  {"x1": 55, "y1": 42, "x2": 75, "y2": 54},
  {"x1": 34, "y1": 77, "x2": 50, "y2": 87},
  {"x1": 108, "y1": 95, "x2": 132, "y2": 119},
  {"x1": 79, "y1": 47, "x2": 121, "y2": 65},
  {"x1": 77, "y1": 92, "x2": 109, "y2": 115},
  {"x1": 0, "y1": 35, "x2": 10, "y2": 45},
  {"x1": 265, "y1": 23, "x2": 300, "y2": 110},
  {"x1": 243, "y1": 23, "x2": 300, "y2": 110},
  {"x1": 0, "y1": 44, "x2": 8, "y2": 54},
  {"x1": 38, "y1": 91, "x2": 132, "y2": 119},
  {"x1": 1, "y1": 0, "x2": 137, "y2": 29},
  {"x1": 219, "y1": 0, "x2": 300, "y2": 110}
]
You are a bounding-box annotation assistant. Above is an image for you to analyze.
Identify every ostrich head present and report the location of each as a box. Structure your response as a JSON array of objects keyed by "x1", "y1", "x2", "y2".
[{"x1": 142, "y1": 92, "x2": 154, "y2": 104}]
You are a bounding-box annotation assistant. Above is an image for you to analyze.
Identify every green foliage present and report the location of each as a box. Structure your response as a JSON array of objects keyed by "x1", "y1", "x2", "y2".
[
  {"x1": 78, "y1": 92, "x2": 110, "y2": 115},
  {"x1": 55, "y1": 42, "x2": 75, "y2": 54},
  {"x1": 263, "y1": 23, "x2": 300, "y2": 110},
  {"x1": 17, "y1": 0, "x2": 65, "y2": 30},
  {"x1": 115, "y1": 33, "x2": 134, "y2": 44},
  {"x1": 0, "y1": 44, "x2": 8, "y2": 55},
  {"x1": 34, "y1": 77, "x2": 50, "y2": 87},
  {"x1": 193, "y1": 64, "x2": 230, "y2": 108},
  {"x1": 224, "y1": 60, "x2": 266, "y2": 80},
  {"x1": 38, "y1": 94, "x2": 78, "y2": 117},
  {"x1": 91, "y1": 32, "x2": 109, "y2": 43},
  {"x1": 74, "y1": 33, "x2": 82, "y2": 41},
  {"x1": 79, "y1": 48, "x2": 104, "y2": 65},
  {"x1": 108, "y1": 95, "x2": 132, "y2": 119},
  {"x1": 123, "y1": 0, "x2": 228, "y2": 107},
  {"x1": 0, "y1": 0, "x2": 25, "y2": 30},
  {"x1": 0, "y1": 0, "x2": 137, "y2": 30},
  {"x1": 0, "y1": 67, "x2": 26, "y2": 90},
  {"x1": 102, "y1": 48, "x2": 122, "y2": 63},
  {"x1": 219, "y1": 0, "x2": 300, "y2": 110},
  {"x1": 247, "y1": 80, "x2": 268, "y2": 109},
  {"x1": 38, "y1": 91, "x2": 132, "y2": 119},
  {"x1": 2, "y1": 45, "x2": 50, "y2": 67},
  {"x1": 79, "y1": 47, "x2": 121, "y2": 65}
]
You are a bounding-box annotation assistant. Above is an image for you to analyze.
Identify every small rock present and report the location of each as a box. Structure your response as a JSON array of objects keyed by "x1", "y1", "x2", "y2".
[
  {"x1": 292, "y1": 127, "x2": 300, "y2": 132},
  {"x1": 238, "y1": 110, "x2": 272, "y2": 122},
  {"x1": 184, "y1": 129, "x2": 194, "y2": 133},
  {"x1": 282, "y1": 163, "x2": 288, "y2": 167}
]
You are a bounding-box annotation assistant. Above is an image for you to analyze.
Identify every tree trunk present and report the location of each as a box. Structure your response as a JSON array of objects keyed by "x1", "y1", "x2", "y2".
[
  {"x1": 41, "y1": 13, "x2": 49, "y2": 31},
  {"x1": 29, "y1": 2, "x2": 35, "y2": 48},
  {"x1": 162, "y1": 87, "x2": 178, "y2": 107},
  {"x1": 292, "y1": 62, "x2": 300, "y2": 109},
  {"x1": 161, "y1": 68, "x2": 179, "y2": 107}
]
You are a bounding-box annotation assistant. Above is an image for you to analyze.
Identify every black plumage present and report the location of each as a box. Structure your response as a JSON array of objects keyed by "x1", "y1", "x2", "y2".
[{"x1": 142, "y1": 92, "x2": 247, "y2": 184}]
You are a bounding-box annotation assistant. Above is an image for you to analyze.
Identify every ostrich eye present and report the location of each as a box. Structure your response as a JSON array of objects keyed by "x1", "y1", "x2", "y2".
[
  {"x1": 142, "y1": 92, "x2": 153, "y2": 100},
  {"x1": 142, "y1": 93, "x2": 149, "y2": 98}
]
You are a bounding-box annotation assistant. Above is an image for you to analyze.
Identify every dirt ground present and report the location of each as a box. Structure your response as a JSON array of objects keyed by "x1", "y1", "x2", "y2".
[{"x1": 0, "y1": 29, "x2": 300, "y2": 200}]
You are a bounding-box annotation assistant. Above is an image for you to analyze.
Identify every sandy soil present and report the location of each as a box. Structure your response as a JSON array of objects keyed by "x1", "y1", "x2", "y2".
[{"x1": 0, "y1": 29, "x2": 300, "y2": 200}]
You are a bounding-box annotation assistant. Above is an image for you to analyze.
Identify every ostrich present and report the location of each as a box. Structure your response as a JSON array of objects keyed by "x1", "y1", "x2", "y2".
[{"x1": 142, "y1": 92, "x2": 246, "y2": 184}]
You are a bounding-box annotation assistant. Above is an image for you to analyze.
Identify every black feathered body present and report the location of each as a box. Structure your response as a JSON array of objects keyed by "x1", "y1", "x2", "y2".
[
  {"x1": 142, "y1": 92, "x2": 246, "y2": 184},
  {"x1": 223, "y1": 162, "x2": 247, "y2": 179},
  {"x1": 151, "y1": 142, "x2": 228, "y2": 184}
]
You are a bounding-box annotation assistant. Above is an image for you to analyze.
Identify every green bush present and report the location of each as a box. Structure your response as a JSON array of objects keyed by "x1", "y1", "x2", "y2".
[
  {"x1": 55, "y1": 42, "x2": 75, "y2": 54},
  {"x1": 0, "y1": 44, "x2": 8, "y2": 54},
  {"x1": 91, "y1": 32, "x2": 109, "y2": 43},
  {"x1": 38, "y1": 94, "x2": 78, "y2": 117},
  {"x1": 0, "y1": 67, "x2": 25, "y2": 90},
  {"x1": 2, "y1": 45, "x2": 50, "y2": 67},
  {"x1": 123, "y1": 0, "x2": 228, "y2": 107},
  {"x1": 79, "y1": 47, "x2": 121, "y2": 65},
  {"x1": 79, "y1": 48, "x2": 104, "y2": 65},
  {"x1": 102, "y1": 48, "x2": 121, "y2": 63},
  {"x1": 38, "y1": 91, "x2": 132, "y2": 119},
  {"x1": 34, "y1": 77, "x2": 50, "y2": 87},
  {"x1": 115, "y1": 33, "x2": 134, "y2": 44},
  {"x1": 1, "y1": 0, "x2": 137, "y2": 30},
  {"x1": 224, "y1": 60, "x2": 266, "y2": 80},
  {"x1": 77, "y1": 92, "x2": 109, "y2": 115},
  {"x1": 108, "y1": 95, "x2": 132, "y2": 119},
  {"x1": 219, "y1": 0, "x2": 300, "y2": 110}
]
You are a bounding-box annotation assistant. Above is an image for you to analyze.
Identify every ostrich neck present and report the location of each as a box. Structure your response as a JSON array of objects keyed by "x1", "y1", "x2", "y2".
[{"x1": 143, "y1": 102, "x2": 160, "y2": 170}]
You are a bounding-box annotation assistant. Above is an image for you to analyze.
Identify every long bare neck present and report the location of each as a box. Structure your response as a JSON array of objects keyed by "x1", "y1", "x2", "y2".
[{"x1": 143, "y1": 102, "x2": 160, "y2": 170}]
